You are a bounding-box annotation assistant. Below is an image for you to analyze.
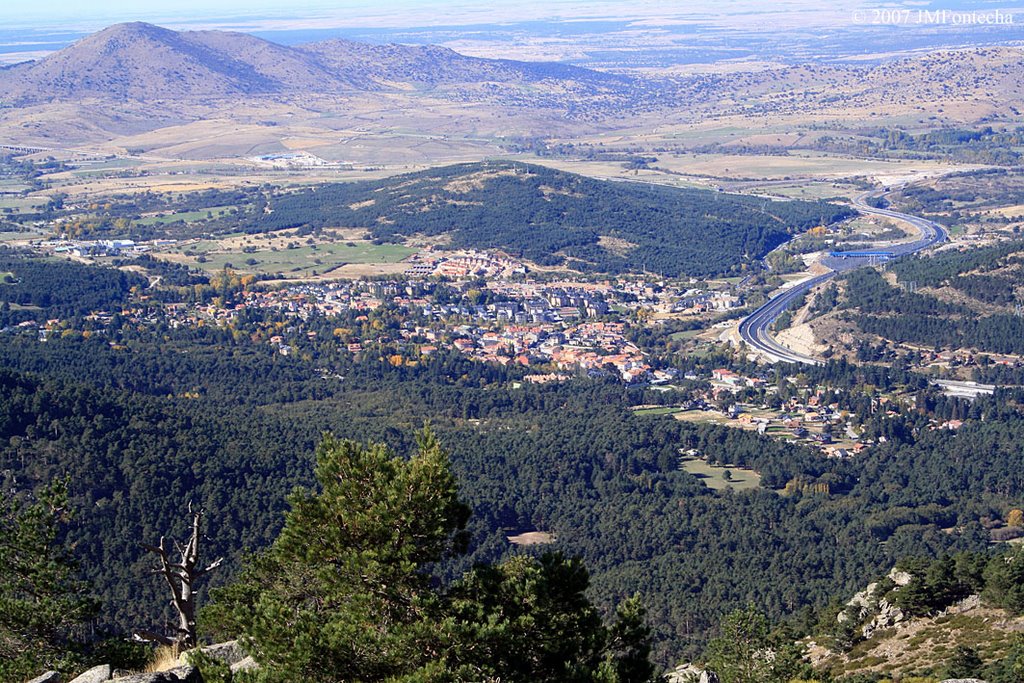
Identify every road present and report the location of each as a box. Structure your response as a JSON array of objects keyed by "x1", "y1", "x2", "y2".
[{"x1": 738, "y1": 191, "x2": 948, "y2": 365}]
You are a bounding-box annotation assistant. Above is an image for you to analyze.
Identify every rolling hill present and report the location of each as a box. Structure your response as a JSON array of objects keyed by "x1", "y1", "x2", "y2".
[{"x1": 251, "y1": 162, "x2": 855, "y2": 276}]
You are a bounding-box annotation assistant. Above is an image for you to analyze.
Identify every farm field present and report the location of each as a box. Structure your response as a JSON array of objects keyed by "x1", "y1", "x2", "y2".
[
  {"x1": 0, "y1": 230, "x2": 37, "y2": 241},
  {"x1": 0, "y1": 195, "x2": 49, "y2": 212}
]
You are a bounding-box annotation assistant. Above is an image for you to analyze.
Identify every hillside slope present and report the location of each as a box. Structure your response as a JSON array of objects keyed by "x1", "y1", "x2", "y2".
[{"x1": 253, "y1": 162, "x2": 854, "y2": 276}]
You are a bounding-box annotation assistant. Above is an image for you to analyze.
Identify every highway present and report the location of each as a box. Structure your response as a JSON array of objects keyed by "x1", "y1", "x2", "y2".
[{"x1": 738, "y1": 191, "x2": 948, "y2": 365}]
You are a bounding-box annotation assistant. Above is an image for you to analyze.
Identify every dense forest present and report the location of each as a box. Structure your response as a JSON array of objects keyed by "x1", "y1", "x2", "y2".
[
  {"x1": 0, "y1": 253, "x2": 146, "y2": 316},
  {"x1": 2, "y1": 322, "x2": 1022, "y2": 666}
]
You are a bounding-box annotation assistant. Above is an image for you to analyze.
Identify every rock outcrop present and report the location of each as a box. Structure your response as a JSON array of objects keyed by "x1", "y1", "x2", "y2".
[
  {"x1": 69, "y1": 665, "x2": 112, "y2": 683},
  {"x1": 112, "y1": 666, "x2": 201, "y2": 683},
  {"x1": 230, "y1": 656, "x2": 258, "y2": 674},
  {"x1": 27, "y1": 673, "x2": 62, "y2": 683},
  {"x1": 178, "y1": 640, "x2": 246, "y2": 668},
  {"x1": 48, "y1": 663, "x2": 203, "y2": 683}
]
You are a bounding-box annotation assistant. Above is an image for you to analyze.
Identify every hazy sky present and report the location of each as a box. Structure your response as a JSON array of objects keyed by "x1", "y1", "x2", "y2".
[
  {"x1": 2, "y1": 0, "x2": 1021, "y2": 39},
  {"x1": 0, "y1": 0, "x2": 640, "y2": 28},
  {"x1": 0, "y1": 0, "x2": 975, "y2": 30}
]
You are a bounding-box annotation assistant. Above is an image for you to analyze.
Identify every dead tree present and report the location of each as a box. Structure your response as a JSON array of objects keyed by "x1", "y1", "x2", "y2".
[{"x1": 141, "y1": 503, "x2": 223, "y2": 649}]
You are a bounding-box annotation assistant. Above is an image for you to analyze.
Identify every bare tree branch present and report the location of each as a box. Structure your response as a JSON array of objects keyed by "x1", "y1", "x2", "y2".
[{"x1": 140, "y1": 506, "x2": 222, "y2": 649}]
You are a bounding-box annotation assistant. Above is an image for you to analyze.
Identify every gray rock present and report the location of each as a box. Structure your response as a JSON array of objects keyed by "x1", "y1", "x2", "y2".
[
  {"x1": 69, "y1": 665, "x2": 112, "y2": 683},
  {"x1": 167, "y1": 666, "x2": 203, "y2": 683},
  {"x1": 862, "y1": 598, "x2": 905, "y2": 639},
  {"x1": 699, "y1": 672, "x2": 720, "y2": 683},
  {"x1": 112, "y1": 665, "x2": 201, "y2": 683},
  {"x1": 26, "y1": 672, "x2": 62, "y2": 683},
  {"x1": 230, "y1": 656, "x2": 258, "y2": 674},
  {"x1": 179, "y1": 640, "x2": 246, "y2": 667},
  {"x1": 941, "y1": 679, "x2": 988, "y2": 683},
  {"x1": 889, "y1": 567, "x2": 913, "y2": 586},
  {"x1": 110, "y1": 675, "x2": 177, "y2": 683}
]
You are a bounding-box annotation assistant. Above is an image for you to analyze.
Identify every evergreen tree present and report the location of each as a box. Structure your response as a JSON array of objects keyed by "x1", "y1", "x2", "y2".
[
  {"x1": 0, "y1": 479, "x2": 99, "y2": 680},
  {"x1": 984, "y1": 546, "x2": 1024, "y2": 615},
  {"x1": 206, "y1": 429, "x2": 659, "y2": 682},
  {"x1": 703, "y1": 606, "x2": 773, "y2": 683},
  {"x1": 703, "y1": 606, "x2": 808, "y2": 683},
  {"x1": 445, "y1": 553, "x2": 607, "y2": 682},
  {"x1": 206, "y1": 428, "x2": 470, "y2": 682},
  {"x1": 946, "y1": 644, "x2": 984, "y2": 679}
]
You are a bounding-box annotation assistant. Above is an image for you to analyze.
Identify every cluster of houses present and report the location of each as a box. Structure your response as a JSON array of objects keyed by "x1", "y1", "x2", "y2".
[
  {"x1": 424, "y1": 289, "x2": 609, "y2": 323},
  {"x1": 405, "y1": 251, "x2": 526, "y2": 278},
  {"x1": 704, "y1": 368, "x2": 869, "y2": 458},
  {"x1": 392, "y1": 321, "x2": 668, "y2": 382},
  {"x1": 55, "y1": 278, "x2": 666, "y2": 383},
  {"x1": 443, "y1": 321, "x2": 671, "y2": 382}
]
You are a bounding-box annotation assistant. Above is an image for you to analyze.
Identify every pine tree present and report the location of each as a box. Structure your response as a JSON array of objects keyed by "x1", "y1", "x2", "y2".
[
  {"x1": 205, "y1": 429, "x2": 660, "y2": 682},
  {"x1": 206, "y1": 428, "x2": 470, "y2": 682},
  {"x1": 0, "y1": 479, "x2": 99, "y2": 680}
]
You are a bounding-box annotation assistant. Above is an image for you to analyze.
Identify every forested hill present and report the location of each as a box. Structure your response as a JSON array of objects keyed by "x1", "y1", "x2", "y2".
[{"x1": 254, "y1": 162, "x2": 854, "y2": 276}]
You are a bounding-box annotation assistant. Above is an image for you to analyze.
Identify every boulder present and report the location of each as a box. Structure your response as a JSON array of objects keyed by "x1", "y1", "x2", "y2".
[
  {"x1": 69, "y1": 665, "x2": 111, "y2": 683},
  {"x1": 889, "y1": 567, "x2": 912, "y2": 586},
  {"x1": 943, "y1": 593, "x2": 981, "y2": 615},
  {"x1": 26, "y1": 673, "x2": 62, "y2": 683},
  {"x1": 112, "y1": 667, "x2": 201, "y2": 683},
  {"x1": 230, "y1": 656, "x2": 258, "y2": 674},
  {"x1": 167, "y1": 667, "x2": 202, "y2": 683},
  {"x1": 179, "y1": 640, "x2": 245, "y2": 668},
  {"x1": 699, "y1": 672, "x2": 721, "y2": 683}
]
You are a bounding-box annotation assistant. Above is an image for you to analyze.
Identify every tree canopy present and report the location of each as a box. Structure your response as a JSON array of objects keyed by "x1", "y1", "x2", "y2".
[
  {"x1": 0, "y1": 479, "x2": 99, "y2": 680},
  {"x1": 205, "y1": 429, "x2": 659, "y2": 682}
]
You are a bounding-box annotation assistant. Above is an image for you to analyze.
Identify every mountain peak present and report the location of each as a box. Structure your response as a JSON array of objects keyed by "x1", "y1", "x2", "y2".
[{"x1": 0, "y1": 23, "x2": 623, "y2": 104}]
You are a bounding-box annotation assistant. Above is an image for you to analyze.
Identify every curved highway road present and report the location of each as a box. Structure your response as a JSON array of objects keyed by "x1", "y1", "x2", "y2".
[{"x1": 738, "y1": 191, "x2": 948, "y2": 365}]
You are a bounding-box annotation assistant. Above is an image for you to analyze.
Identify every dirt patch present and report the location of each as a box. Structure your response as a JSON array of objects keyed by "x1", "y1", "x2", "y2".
[
  {"x1": 775, "y1": 322, "x2": 827, "y2": 358},
  {"x1": 443, "y1": 168, "x2": 518, "y2": 194},
  {"x1": 598, "y1": 235, "x2": 638, "y2": 256},
  {"x1": 507, "y1": 531, "x2": 555, "y2": 546}
]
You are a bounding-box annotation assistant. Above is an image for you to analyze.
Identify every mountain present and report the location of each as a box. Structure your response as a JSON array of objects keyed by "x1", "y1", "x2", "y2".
[
  {"x1": 0, "y1": 22, "x2": 629, "y2": 103},
  {"x1": 301, "y1": 38, "x2": 625, "y2": 88},
  {"x1": 0, "y1": 23, "x2": 329, "y2": 100}
]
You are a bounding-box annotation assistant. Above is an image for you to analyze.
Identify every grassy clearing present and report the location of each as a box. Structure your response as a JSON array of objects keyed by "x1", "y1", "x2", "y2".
[
  {"x1": 632, "y1": 406, "x2": 684, "y2": 416},
  {"x1": 749, "y1": 182, "x2": 857, "y2": 201},
  {"x1": 135, "y1": 205, "x2": 237, "y2": 226},
  {"x1": 179, "y1": 241, "x2": 415, "y2": 277},
  {"x1": 507, "y1": 531, "x2": 555, "y2": 546},
  {"x1": 680, "y1": 458, "x2": 761, "y2": 491},
  {"x1": 0, "y1": 196, "x2": 49, "y2": 212},
  {"x1": 669, "y1": 329, "x2": 702, "y2": 341},
  {"x1": 0, "y1": 231, "x2": 35, "y2": 241}
]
